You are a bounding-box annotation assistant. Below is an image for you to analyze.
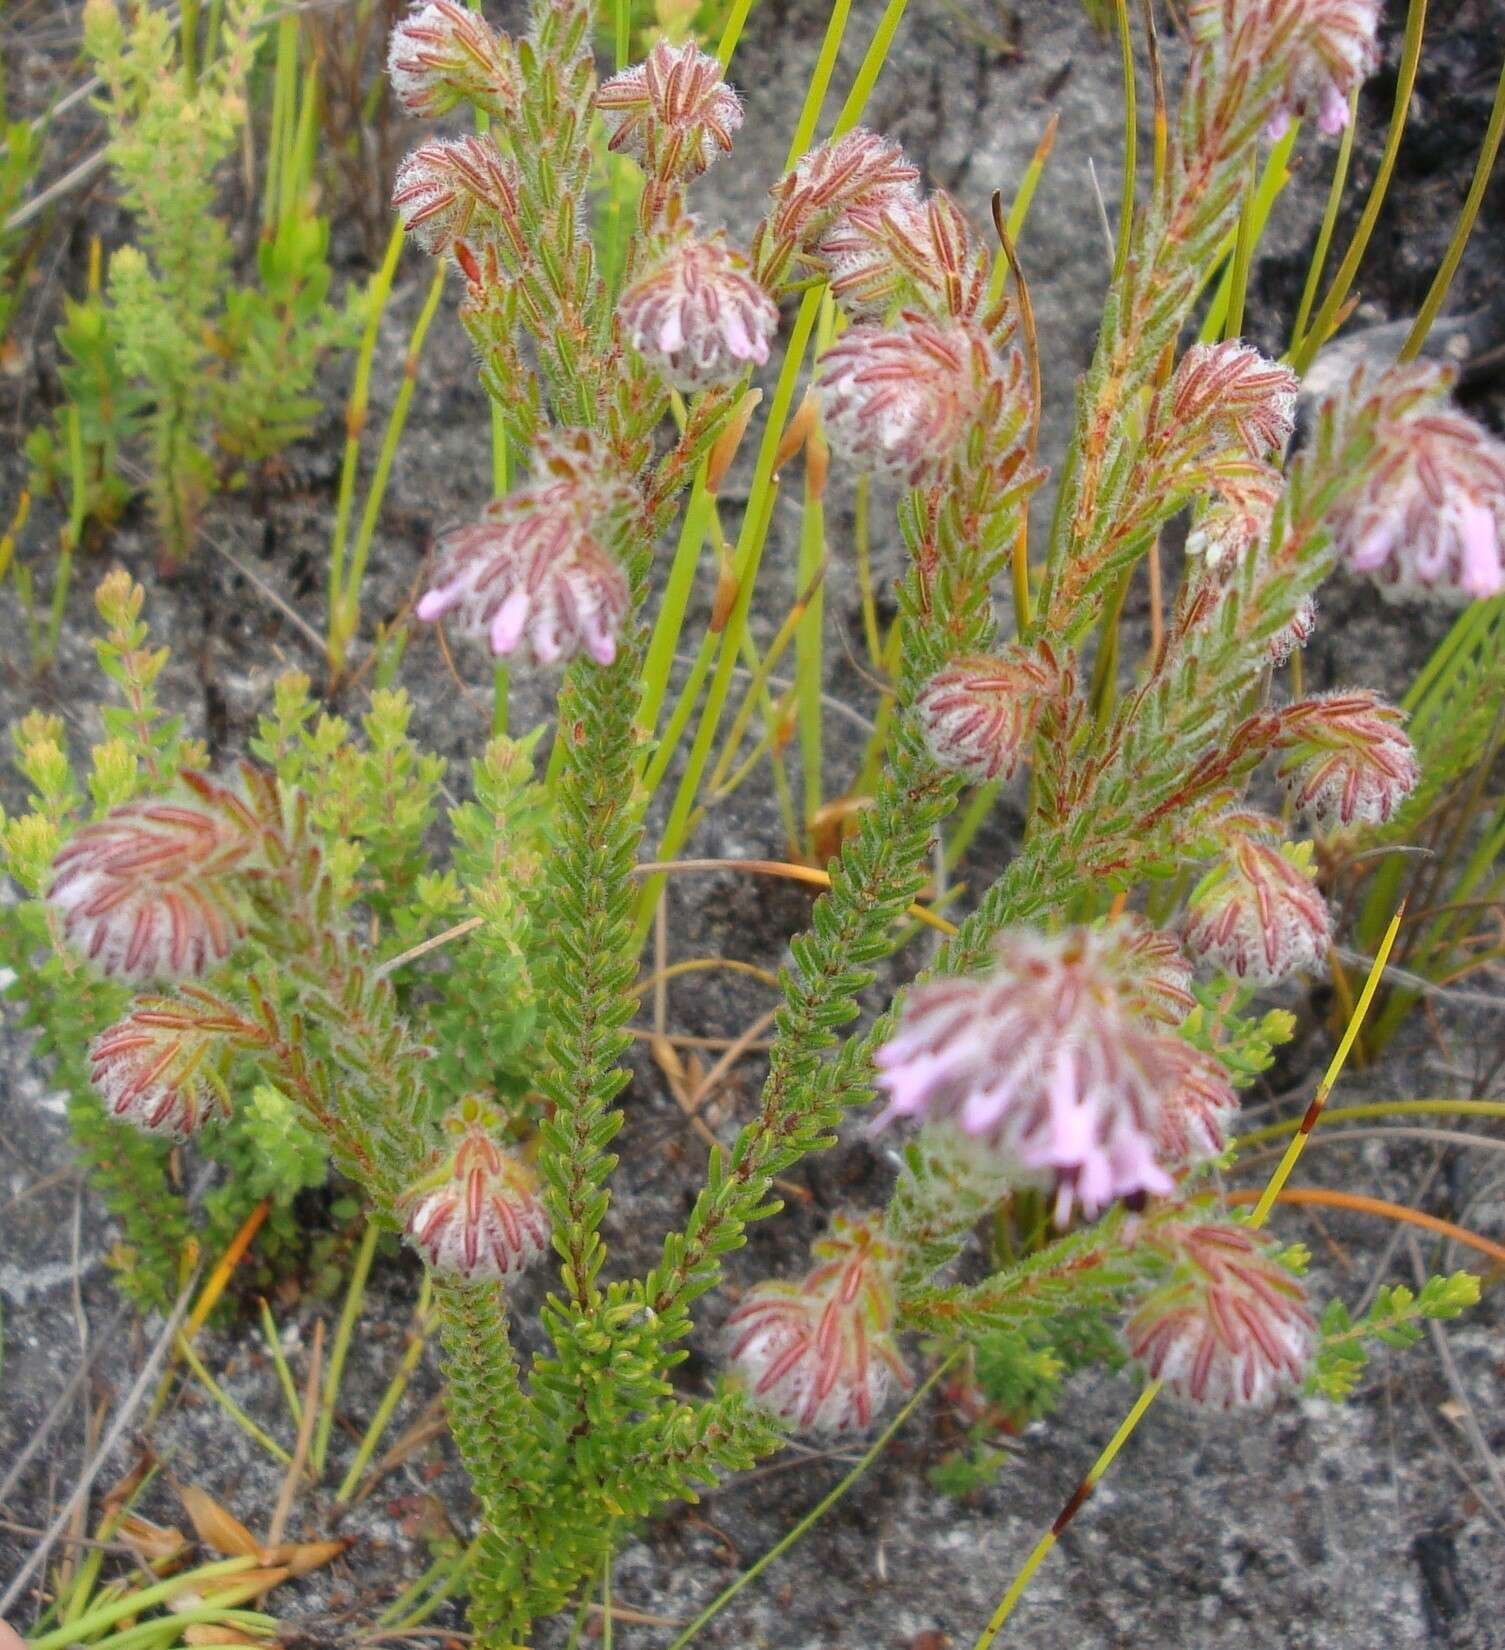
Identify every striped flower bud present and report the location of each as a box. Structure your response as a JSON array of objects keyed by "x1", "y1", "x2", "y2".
[
  {"x1": 596, "y1": 41, "x2": 742, "y2": 180},
  {"x1": 398, "y1": 1099, "x2": 549, "y2": 1281},
  {"x1": 1275, "y1": 692, "x2": 1419, "y2": 830},
  {"x1": 386, "y1": 1, "x2": 516, "y2": 120},
  {"x1": 618, "y1": 238, "x2": 778, "y2": 392},
  {"x1": 875, "y1": 926, "x2": 1183, "y2": 1225},
  {"x1": 1153, "y1": 1043, "x2": 1240, "y2": 1168},
  {"x1": 89, "y1": 992, "x2": 239, "y2": 1140},
  {"x1": 915, "y1": 644, "x2": 1060, "y2": 783},
  {"x1": 815, "y1": 314, "x2": 989, "y2": 486},
  {"x1": 391, "y1": 135, "x2": 518, "y2": 258},
  {"x1": 1171, "y1": 342, "x2": 1298, "y2": 459},
  {"x1": 1125, "y1": 1222, "x2": 1316, "y2": 1407},
  {"x1": 1182, "y1": 835, "x2": 1330, "y2": 983},
  {"x1": 48, "y1": 772, "x2": 270, "y2": 980},
  {"x1": 723, "y1": 1214, "x2": 911, "y2": 1435},
  {"x1": 767, "y1": 128, "x2": 919, "y2": 250},
  {"x1": 1331, "y1": 368, "x2": 1505, "y2": 604}
]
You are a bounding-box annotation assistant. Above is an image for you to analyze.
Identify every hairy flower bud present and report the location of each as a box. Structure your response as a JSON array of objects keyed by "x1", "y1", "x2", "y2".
[
  {"x1": 1125, "y1": 1222, "x2": 1316, "y2": 1407},
  {"x1": 416, "y1": 434, "x2": 633, "y2": 667},
  {"x1": 48, "y1": 773, "x2": 268, "y2": 979},
  {"x1": 596, "y1": 41, "x2": 742, "y2": 179},
  {"x1": 386, "y1": 0, "x2": 516, "y2": 120},
  {"x1": 398, "y1": 1099, "x2": 549, "y2": 1280},
  {"x1": 618, "y1": 237, "x2": 778, "y2": 391},
  {"x1": 1183, "y1": 835, "x2": 1330, "y2": 983},
  {"x1": 815, "y1": 314, "x2": 989, "y2": 486},
  {"x1": 875, "y1": 926, "x2": 1188, "y2": 1224},
  {"x1": 89, "y1": 992, "x2": 238, "y2": 1140},
  {"x1": 1171, "y1": 342, "x2": 1298, "y2": 458},
  {"x1": 916, "y1": 644, "x2": 1060, "y2": 782},
  {"x1": 723, "y1": 1214, "x2": 911, "y2": 1434},
  {"x1": 1185, "y1": 466, "x2": 1283, "y2": 569},
  {"x1": 1154, "y1": 1043, "x2": 1240, "y2": 1167},
  {"x1": 767, "y1": 128, "x2": 919, "y2": 250},
  {"x1": 391, "y1": 135, "x2": 518, "y2": 258},
  {"x1": 1275, "y1": 692, "x2": 1419, "y2": 829},
  {"x1": 1269, "y1": 593, "x2": 1317, "y2": 665},
  {"x1": 1331, "y1": 369, "x2": 1505, "y2": 604}
]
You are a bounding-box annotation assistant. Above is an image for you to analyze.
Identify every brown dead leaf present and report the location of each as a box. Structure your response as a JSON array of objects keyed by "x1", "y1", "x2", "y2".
[
  {"x1": 183, "y1": 1627, "x2": 265, "y2": 1647},
  {"x1": 116, "y1": 1514, "x2": 189, "y2": 1566},
  {"x1": 259, "y1": 1538, "x2": 351, "y2": 1577},
  {"x1": 175, "y1": 1484, "x2": 261, "y2": 1558}
]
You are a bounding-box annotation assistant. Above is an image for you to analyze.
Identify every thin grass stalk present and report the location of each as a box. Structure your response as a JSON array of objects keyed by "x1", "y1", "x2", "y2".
[
  {"x1": 853, "y1": 476, "x2": 881, "y2": 665},
  {"x1": 1111, "y1": 0, "x2": 1135, "y2": 283},
  {"x1": 639, "y1": 469, "x2": 714, "y2": 743},
  {"x1": 261, "y1": 16, "x2": 298, "y2": 232},
  {"x1": 312, "y1": 1220, "x2": 379, "y2": 1475},
  {"x1": 1292, "y1": 0, "x2": 1428, "y2": 374},
  {"x1": 335, "y1": 1273, "x2": 434, "y2": 1503},
  {"x1": 1201, "y1": 124, "x2": 1296, "y2": 343},
  {"x1": 1400, "y1": 51, "x2": 1505, "y2": 361},
  {"x1": 257, "y1": 1296, "x2": 304, "y2": 1429},
  {"x1": 715, "y1": 0, "x2": 759, "y2": 68},
  {"x1": 329, "y1": 259, "x2": 447, "y2": 680},
  {"x1": 1289, "y1": 94, "x2": 1357, "y2": 355},
  {"x1": 1236, "y1": 1098, "x2": 1505, "y2": 1149}
]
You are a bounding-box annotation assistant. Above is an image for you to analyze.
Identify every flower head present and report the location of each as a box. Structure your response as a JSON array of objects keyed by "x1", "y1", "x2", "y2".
[
  {"x1": 1171, "y1": 342, "x2": 1298, "y2": 459},
  {"x1": 916, "y1": 644, "x2": 1061, "y2": 783},
  {"x1": 48, "y1": 772, "x2": 268, "y2": 979},
  {"x1": 1331, "y1": 369, "x2": 1505, "y2": 604},
  {"x1": 723, "y1": 1214, "x2": 911, "y2": 1434},
  {"x1": 1185, "y1": 466, "x2": 1283, "y2": 569},
  {"x1": 89, "y1": 993, "x2": 237, "y2": 1140},
  {"x1": 416, "y1": 434, "x2": 633, "y2": 667},
  {"x1": 398, "y1": 1098, "x2": 550, "y2": 1281},
  {"x1": 596, "y1": 41, "x2": 742, "y2": 179},
  {"x1": 391, "y1": 135, "x2": 518, "y2": 258},
  {"x1": 618, "y1": 237, "x2": 778, "y2": 391},
  {"x1": 874, "y1": 925, "x2": 1187, "y2": 1224},
  {"x1": 1125, "y1": 1221, "x2": 1316, "y2": 1407},
  {"x1": 767, "y1": 128, "x2": 919, "y2": 251},
  {"x1": 815, "y1": 314, "x2": 989, "y2": 486},
  {"x1": 1154, "y1": 1043, "x2": 1240, "y2": 1168},
  {"x1": 1276, "y1": 692, "x2": 1420, "y2": 829},
  {"x1": 1183, "y1": 834, "x2": 1330, "y2": 983},
  {"x1": 1190, "y1": 0, "x2": 1380, "y2": 139},
  {"x1": 815, "y1": 191, "x2": 987, "y2": 325},
  {"x1": 386, "y1": 1, "x2": 516, "y2": 120}
]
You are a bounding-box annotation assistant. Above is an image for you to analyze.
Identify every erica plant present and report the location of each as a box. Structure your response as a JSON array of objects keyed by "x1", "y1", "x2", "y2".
[{"x1": 11, "y1": 0, "x2": 1503, "y2": 1643}]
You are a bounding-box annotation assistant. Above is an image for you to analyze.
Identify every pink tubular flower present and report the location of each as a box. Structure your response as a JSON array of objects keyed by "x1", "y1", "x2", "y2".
[
  {"x1": 386, "y1": 1, "x2": 516, "y2": 120},
  {"x1": 391, "y1": 135, "x2": 518, "y2": 258},
  {"x1": 416, "y1": 433, "x2": 633, "y2": 667},
  {"x1": 723, "y1": 1214, "x2": 911, "y2": 1435},
  {"x1": 398, "y1": 1099, "x2": 550, "y2": 1281},
  {"x1": 89, "y1": 993, "x2": 237, "y2": 1140},
  {"x1": 1331, "y1": 372, "x2": 1505, "y2": 604},
  {"x1": 815, "y1": 314, "x2": 989, "y2": 486},
  {"x1": 48, "y1": 774, "x2": 264, "y2": 980},
  {"x1": 874, "y1": 926, "x2": 1183, "y2": 1225},
  {"x1": 596, "y1": 41, "x2": 742, "y2": 179},
  {"x1": 1125, "y1": 1221, "x2": 1316, "y2": 1407},
  {"x1": 916, "y1": 644, "x2": 1061, "y2": 783},
  {"x1": 1182, "y1": 834, "x2": 1330, "y2": 983},
  {"x1": 1171, "y1": 342, "x2": 1298, "y2": 459},
  {"x1": 1276, "y1": 691, "x2": 1420, "y2": 830},
  {"x1": 618, "y1": 238, "x2": 778, "y2": 391}
]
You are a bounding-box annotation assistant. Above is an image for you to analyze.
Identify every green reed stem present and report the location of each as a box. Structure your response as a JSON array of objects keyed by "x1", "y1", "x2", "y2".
[
  {"x1": 1111, "y1": 0, "x2": 1135, "y2": 282},
  {"x1": 257, "y1": 1295, "x2": 304, "y2": 1430},
  {"x1": 312, "y1": 1220, "x2": 379, "y2": 1475},
  {"x1": 1400, "y1": 50, "x2": 1505, "y2": 362},
  {"x1": 1290, "y1": 95, "x2": 1357, "y2": 356},
  {"x1": 335, "y1": 1273, "x2": 433, "y2": 1503},
  {"x1": 639, "y1": 469, "x2": 714, "y2": 744},
  {"x1": 1292, "y1": 0, "x2": 1428, "y2": 375}
]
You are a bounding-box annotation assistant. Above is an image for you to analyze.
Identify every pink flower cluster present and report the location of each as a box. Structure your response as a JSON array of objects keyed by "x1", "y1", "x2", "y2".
[
  {"x1": 814, "y1": 314, "x2": 992, "y2": 487},
  {"x1": 1331, "y1": 366, "x2": 1505, "y2": 604},
  {"x1": 391, "y1": 134, "x2": 520, "y2": 260},
  {"x1": 1170, "y1": 342, "x2": 1298, "y2": 460},
  {"x1": 874, "y1": 923, "x2": 1234, "y2": 1224},
  {"x1": 48, "y1": 772, "x2": 267, "y2": 980},
  {"x1": 1182, "y1": 833, "x2": 1330, "y2": 983},
  {"x1": 415, "y1": 431, "x2": 635, "y2": 667},
  {"x1": 89, "y1": 992, "x2": 239, "y2": 1140},
  {"x1": 398, "y1": 1100, "x2": 550, "y2": 1281},
  {"x1": 618, "y1": 237, "x2": 778, "y2": 392},
  {"x1": 386, "y1": 0, "x2": 516, "y2": 120},
  {"x1": 1125, "y1": 1221, "x2": 1316, "y2": 1407},
  {"x1": 915, "y1": 644, "x2": 1063, "y2": 783},
  {"x1": 596, "y1": 41, "x2": 742, "y2": 181},
  {"x1": 723, "y1": 1214, "x2": 911, "y2": 1435},
  {"x1": 1276, "y1": 691, "x2": 1420, "y2": 830}
]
